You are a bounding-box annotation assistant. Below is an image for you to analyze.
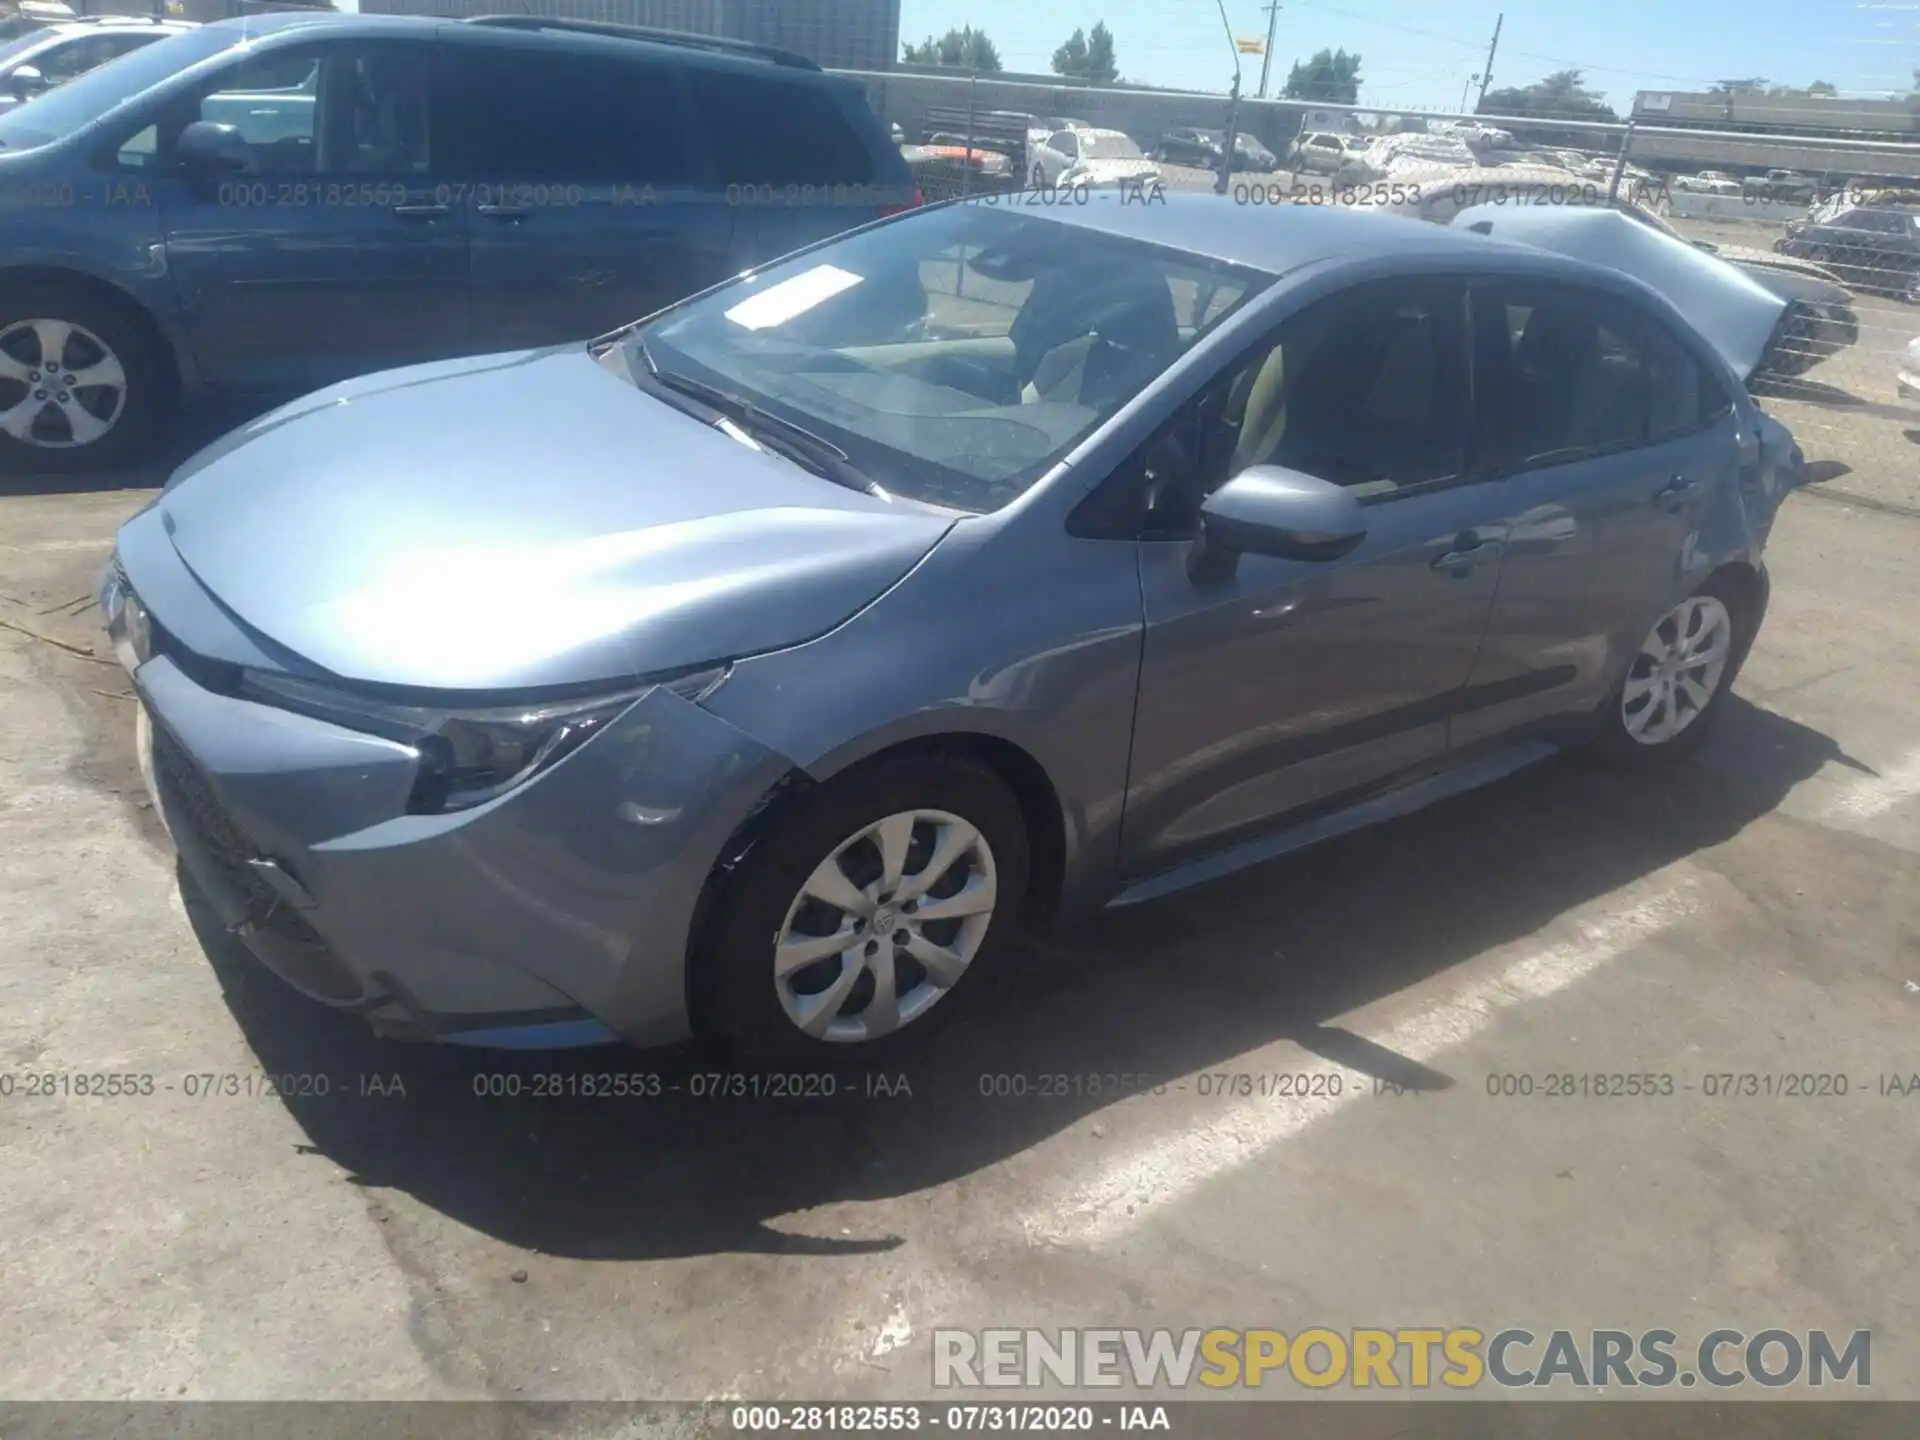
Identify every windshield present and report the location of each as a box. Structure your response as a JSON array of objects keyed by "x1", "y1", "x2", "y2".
[
  {"x1": 1083, "y1": 134, "x2": 1142, "y2": 161},
  {"x1": 636, "y1": 204, "x2": 1267, "y2": 514},
  {"x1": 0, "y1": 25, "x2": 236, "y2": 150}
]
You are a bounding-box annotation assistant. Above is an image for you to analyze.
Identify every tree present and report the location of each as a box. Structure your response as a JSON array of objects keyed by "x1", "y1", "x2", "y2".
[
  {"x1": 1281, "y1": 47, "x2": 1362, "y2": 104},
  {"x1": 901, "y1": 26, "x2": 1003, "y2": 72},
  {"x1": 1051, "y1": 22, "x2": 1120, "y2": 85},
  {"x1": 1477, "y1": 69, "x2": 1616, "y2": 146}
]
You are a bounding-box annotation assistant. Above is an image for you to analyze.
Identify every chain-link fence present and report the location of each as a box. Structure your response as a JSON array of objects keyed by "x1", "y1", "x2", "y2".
[{"x1": 839, "y1": 68, "x2": 1920, "y2": 513}]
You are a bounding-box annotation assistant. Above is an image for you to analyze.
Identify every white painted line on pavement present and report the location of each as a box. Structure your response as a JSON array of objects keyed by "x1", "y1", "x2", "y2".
[
  {"x1": 0, "y1": 538, "x2": 110, "y2": 553},
  {"x1": 1021, "y1": 876, "x2": 1707, "y2": 1249},
  {"x1": 1821, "y1": 749, "x2": 1920, "y2": 824}
]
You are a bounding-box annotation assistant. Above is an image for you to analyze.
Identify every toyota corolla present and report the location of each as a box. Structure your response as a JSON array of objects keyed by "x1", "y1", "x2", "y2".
[{"x1": 103, "y1": 196, "x2": 1804, "y2": 1062}]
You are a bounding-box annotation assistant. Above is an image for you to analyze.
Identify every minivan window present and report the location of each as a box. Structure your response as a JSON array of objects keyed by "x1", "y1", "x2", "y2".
[
  {"x1": 437, "y1": 48, "x2": 692, "y2": 183},
  {"x1": 640, "y1": 205, "x2": 1265, "y2": 513},
  {"x1": 683, "y1": 71, "x2": 874, "y2": 187},
  {"x1": 0, "y1": 24, "x2": 236, "y2": 150}
]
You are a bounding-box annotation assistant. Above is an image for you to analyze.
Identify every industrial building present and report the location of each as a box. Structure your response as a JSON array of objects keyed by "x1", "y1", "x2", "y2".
[{"x1": 358, "y1": 0, "x2": 900, "y2": 75}]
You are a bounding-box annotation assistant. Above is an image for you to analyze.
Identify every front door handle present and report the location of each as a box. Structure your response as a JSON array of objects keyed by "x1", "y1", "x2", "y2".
[
  {"x1": 476, "y1": 203, "x2": 534, "y2": 220},
  {"x1": 1431, "y1": 535, "x2": 1499, "y2": 576},
  {"x1": 1654, "y1": 475, "x2": 1699, "y2": 510},
  {"x1": 393, "y1": 203, "x2": 450, "y2": 219}
]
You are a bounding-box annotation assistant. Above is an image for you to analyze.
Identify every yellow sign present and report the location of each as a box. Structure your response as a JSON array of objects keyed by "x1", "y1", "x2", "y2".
[{"x1": 1235, "y1": 37, "x2": 1266, "y2": 54}]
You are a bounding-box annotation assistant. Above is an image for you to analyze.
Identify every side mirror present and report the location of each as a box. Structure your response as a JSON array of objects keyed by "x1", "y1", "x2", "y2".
[
  {"x1": 1190, "y1": 466, "x2": 1367, "y2": 582},
  {"x1": 10, "y1": 64, "x2": 45, "y2": 102},
  {"x1": 176, "y1": 120, "x2": 253, "y2": 176}
]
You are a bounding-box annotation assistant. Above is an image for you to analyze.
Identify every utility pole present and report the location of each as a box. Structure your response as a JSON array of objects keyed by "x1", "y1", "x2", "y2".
[
  {"x1": 1213, "y1": 0, "x2": 1242, "y2": 194},
  {"x1": 1474, "y1": 13, "x2": 1502, "y2": 112},
  {"x1": 1257, "y1": 2, "x2": 1281, "y2": 99}
]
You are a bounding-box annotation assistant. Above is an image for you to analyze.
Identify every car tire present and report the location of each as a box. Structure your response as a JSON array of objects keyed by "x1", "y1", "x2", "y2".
[
  {"x1": 699, "y1": 752, "x2": 1031, "y2": 1067},
  {"x1": 1594, "y1": 572, "x2": 1755, "y2": 768},
  {"x1": 0, "y1": 281, "x2": 170, "y2": 475},
  {"x1": 1030, "y1": 163, "x2": 1047, "y2": 189}
]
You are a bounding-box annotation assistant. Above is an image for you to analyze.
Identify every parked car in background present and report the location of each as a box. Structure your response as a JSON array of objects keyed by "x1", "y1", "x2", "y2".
[
  {"x1": 1029, "y1": 126, "x2": 1159, "y2": 190},
  {"x1": 1898, "y1": 334, "x2": 1919, "y2": 398},
  {"x1": 105, "y1": 197, "x2": 1799, "y2": 1061},
  {"x1": 917, "y1": 135, "x2": 1013, "y2": 178},
  {"x1": 0, "y1": 10, "x2": 913, "y2": 471},
  {"x1": 0, "y1": 0, "x2": 76, "y2": 43},
  {"x1": 1229, "y1": 131, "x2": 1277, "y2": 172},
  {"x1": 1760, "y1": 168, "x2": 1817, "y2": 204},
  {"x1": 0, "y1": 15, "x2": 191, "y2": 113},
  {"x1": 1289, "y1": 130, "x2": 1364, "y2": 175},
  {"x1": 1777, "y1": 202, "x2": 1920, "y2": 302},
  {"x1": 1673, "y1": 172, "x2": 1743, "y2": 196},
  {"x1": 1155, "y1": 126, "x2": 1220, "y2": 167}
]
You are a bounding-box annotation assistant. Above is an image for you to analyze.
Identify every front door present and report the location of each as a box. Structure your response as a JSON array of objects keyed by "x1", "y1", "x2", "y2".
[
  {"x1": 1449, "y1": 278, "x2": 1733, "y2": 748},
  {"x1": 147, "y1": 39, "x2": 470, "y2": 394},
  {"x1": 1121, "y1": 276, "x2": 1510, "y2": 879},
  {"x1": 439, "y1": 44, "x2": 737, "y2": 351}
]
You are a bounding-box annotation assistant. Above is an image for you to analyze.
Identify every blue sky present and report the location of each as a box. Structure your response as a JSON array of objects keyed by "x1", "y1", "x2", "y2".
[{"x1": 896, "y1": 0, "x2": 1919, "y2": 111}]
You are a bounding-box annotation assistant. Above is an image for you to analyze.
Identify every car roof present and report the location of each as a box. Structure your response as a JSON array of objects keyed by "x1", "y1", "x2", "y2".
[
  {"x1": 1016, "y1": 190, "x2": 1643, "y2": 283},
  {"x1": 196, "y1": 10, "x2": 845, "y2": 82}
]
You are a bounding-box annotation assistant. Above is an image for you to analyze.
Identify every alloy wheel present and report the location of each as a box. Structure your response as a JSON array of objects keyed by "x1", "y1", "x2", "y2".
[
  {"x1": 773, "y1": 808, "x2": 998, "y2": 1043},
  {"x1": 1621, "y1": 595, "x2": 1733, "y2": 746},
  {"x1": 0, "y1": 317, "x2": 127, "y2": 450}
]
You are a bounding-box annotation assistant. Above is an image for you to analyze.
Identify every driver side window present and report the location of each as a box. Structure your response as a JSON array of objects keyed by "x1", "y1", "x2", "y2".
[
  {"x1": 1122, "y1": 278, "x2": 1471, "y2": 536},
  {"x1": 113, "y1": 43, "x2": 429, "y2": 178}
]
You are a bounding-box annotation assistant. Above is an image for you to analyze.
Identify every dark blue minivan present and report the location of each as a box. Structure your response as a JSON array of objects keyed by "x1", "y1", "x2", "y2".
[{"x1": 0, "y1": 11, "x2": 915, "y2": 471}]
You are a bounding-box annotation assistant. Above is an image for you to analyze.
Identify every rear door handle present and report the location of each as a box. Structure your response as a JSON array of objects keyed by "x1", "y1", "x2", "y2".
[
  {"x1": 393, "y1": 203, "x2": 450, "y2": 219},
  {"x1": 1432, "y1": 535, "x2": 1500, "y2": 575},
  {"x1": 1654, "y1": 475, "x2": 1699, "y2": 510},
  {"x1": 477, "y1": 203, "x2": 534, "y2": 219}
]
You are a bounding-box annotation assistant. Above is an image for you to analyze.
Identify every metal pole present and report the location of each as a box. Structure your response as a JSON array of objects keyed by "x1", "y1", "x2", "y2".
[
  {"x1": 1460, "y1": 76, "x2": 1472, "y2": 112},
  {"x1": 1474, "y1": 13, "x2": 1501, "y2": 111},
  {"x1": 1257, "y1": 2, "x2": 1280, "y2": 99},
  {"x1": 1608, "y1": 118, "x2": 1637, "y2": 204},
  {"x1": 962, "y1": 72, "x2": 977, "y2": 198},
  {"x1": 1214, "y1": 0, "x2": 1242, "y2": 194}
]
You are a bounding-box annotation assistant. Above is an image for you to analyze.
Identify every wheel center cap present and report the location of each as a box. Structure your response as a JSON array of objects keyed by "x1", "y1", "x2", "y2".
[{"x1": 873, "y1": 907, "x2": 898, "y2": 935}]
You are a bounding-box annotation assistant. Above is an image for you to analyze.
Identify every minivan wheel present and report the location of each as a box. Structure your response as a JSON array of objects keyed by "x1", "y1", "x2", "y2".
[
  {"x1": 0, "y1": 284, "x2": 168, "y2": 474},
  {"x1": 701, "y1": 754, "x2": 1029, "y2": 1066},
  {"x1": 1596, "y1": 576, "x2": 1748, "y2": 765}
]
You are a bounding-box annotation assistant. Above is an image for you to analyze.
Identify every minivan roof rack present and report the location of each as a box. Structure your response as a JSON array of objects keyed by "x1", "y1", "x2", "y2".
[{"x1": 460, "y1": 14, "x2": 819, "y2": 70}]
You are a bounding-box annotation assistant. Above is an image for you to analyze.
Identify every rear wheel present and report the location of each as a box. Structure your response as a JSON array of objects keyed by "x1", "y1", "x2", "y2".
[
  {"x1": 700, "y1": 753, "x2": 1030, "y2": 1066},
  {"x1": 1596, "y1": 575, "x2": 1751, "y2": 766},
  {"x1": 0, "y1": 283, "x2": 169, "y2": 474}
]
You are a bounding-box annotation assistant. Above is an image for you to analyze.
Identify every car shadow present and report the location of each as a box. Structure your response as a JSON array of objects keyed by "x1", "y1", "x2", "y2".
[
  {"x1": 180, "y1": 693, "x2": 1857, "y2": 1261},
  {"x1": 1750, "y1": 375, "x2": 1865, "y2": 408},
  {"x1": 0, "y1": 401, "x2": 264, "y2": 498}
]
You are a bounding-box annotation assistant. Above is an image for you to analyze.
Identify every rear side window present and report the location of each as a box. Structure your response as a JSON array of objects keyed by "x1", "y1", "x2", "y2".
[
  {"x1": 437, "y1": 47, "x2": 693, "y2": 183},
  {"x1": 685, "y1": 71, "x2": 875, "y2": 187},
  {"x1": 1494, "y1": 283, "x2": 1726, "y2": 467}
]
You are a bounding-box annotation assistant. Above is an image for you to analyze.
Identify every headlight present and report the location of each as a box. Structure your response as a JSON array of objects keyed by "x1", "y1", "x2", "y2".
[
  {"x1": 100, "y1": 563, "x2": 153, "y2": 673},
  {"x1": 238, "y1": 663, "x2": 730, "y2": 814}
]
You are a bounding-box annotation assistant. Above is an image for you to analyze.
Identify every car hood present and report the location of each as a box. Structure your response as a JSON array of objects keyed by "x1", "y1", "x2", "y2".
[
  {"x1": 1450, "y1": 203, "x2": 1789, "y2": 381},
  {"x1": 149, "y1": 347, "x2": 957, "y2": 693},
  {"x1": 1068, "y1": 157, "x2": 1160, "y2": 184}
]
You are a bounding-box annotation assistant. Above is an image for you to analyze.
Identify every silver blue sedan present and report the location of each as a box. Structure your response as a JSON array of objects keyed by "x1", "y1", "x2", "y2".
[{"x1": 102, "y1": 195, "x2": 1805, "y2": 1062}]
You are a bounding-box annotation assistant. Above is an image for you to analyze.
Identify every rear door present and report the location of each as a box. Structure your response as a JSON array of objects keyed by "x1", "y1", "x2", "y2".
[
  {"x1": 441, "y1": 41, "x2": 736, "y2": 349},
  {"x1": 150, "y1": 38, "x2": 470, "y2": 394},
  {"x1": 1449, "y1": 278, "x2": 1736, "y2": 749},
  {"x1": 683, "y1": 65, "x2": 906, "y2": 269}
]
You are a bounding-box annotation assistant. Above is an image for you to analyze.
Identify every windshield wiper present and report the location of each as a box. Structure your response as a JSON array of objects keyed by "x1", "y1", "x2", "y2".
[{"x1": 627, "y1": 338, "x2": 886, "y2": 498}]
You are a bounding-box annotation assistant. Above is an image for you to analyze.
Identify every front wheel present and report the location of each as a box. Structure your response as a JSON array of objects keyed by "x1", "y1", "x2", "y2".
[
  {"x1": 699, "y1": 753, "x2": 1030, "y2": 1066},
  {"x1": 1595, "y1": 576, "x2": 1750, "y2": 766},
  {"x1": 0, "y1": 283, "x2": 170, "y2": 474}
]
